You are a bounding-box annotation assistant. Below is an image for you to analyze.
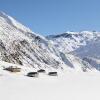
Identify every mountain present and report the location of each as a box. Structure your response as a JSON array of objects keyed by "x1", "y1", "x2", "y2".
[
  {"x1": 0, "y1": 12, "x2": 65, "y2": 71},
  {"x1": 0, "y1": 12, "x2": 99, "y2": 73},
  {"x1": 47, "y1": 31, "x2": 100, "y2": 71}
]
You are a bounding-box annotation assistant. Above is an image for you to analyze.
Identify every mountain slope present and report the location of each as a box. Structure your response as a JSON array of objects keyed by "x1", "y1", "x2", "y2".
[
  {"x1": 0, "y1": 12, "x2": 64, "y2": 71},
  {"x1": 47, "y1": 31, "x2": 100, "y2": 71}
]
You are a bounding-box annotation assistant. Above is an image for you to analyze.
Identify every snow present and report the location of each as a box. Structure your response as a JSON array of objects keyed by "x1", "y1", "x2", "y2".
[
  {"x1": 0, "y1": 60, "x2": 99, "y2": 100},
  {"x1": 0, "y1": 71, "x2": 100, "y2": 100}
]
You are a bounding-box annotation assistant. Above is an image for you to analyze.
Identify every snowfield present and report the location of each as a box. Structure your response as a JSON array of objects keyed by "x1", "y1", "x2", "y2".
[
  {"x1": 0, "y1": 71, "x2": 100, "y2": 100},
  {"x1": 0, "y1": 61, "x2": 100, "y2": 100}
]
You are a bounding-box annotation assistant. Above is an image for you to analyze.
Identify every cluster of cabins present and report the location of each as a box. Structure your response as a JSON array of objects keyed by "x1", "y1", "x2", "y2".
[{"x1": 3, "y1": 66, "x2": 58, "y2": 77}]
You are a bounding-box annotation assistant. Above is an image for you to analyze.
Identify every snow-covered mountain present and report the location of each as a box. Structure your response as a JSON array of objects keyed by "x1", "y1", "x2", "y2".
[
  {"x1": 47, "y1": 31, "x2": 100, "y2": 71},
  {"x1": 0, "y1": 12, "x2": 100, "y2": 72},
  {"x1": 0, "y1": 12, "x2": 65, "y2": 71}
]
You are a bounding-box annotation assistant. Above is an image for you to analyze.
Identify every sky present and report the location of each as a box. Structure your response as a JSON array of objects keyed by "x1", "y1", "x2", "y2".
[{"x1": 0, "y1": 0, "x2": 100, "y2": 35}]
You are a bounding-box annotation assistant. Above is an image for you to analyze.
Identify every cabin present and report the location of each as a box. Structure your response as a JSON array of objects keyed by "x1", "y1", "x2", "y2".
[
  {"x1": 82, "y1": 67, "x2": 87, "y2": 72},
  {"x1": 27, "y1": 72, "x2": 39, "y2": 77},
  {"x1": 37, "y1": 69, "x2": 45, "y2": 73},
  {"x1": 4, "y1": 66, "x2": 21, "y2": 72},
  {"x1": 48, "y1": 72, "x2": 58, "y2": 76}
]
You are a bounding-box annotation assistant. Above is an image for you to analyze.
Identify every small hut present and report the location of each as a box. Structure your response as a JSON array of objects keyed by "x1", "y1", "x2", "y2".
[
  {"x1": 4, "y1": 66, "x2": 21, "y2": 72},
  {"x1": 37, "y1": 69, "x2": 45, "y2": 73},
  {"x1": 48, "y1": 72, "x2": 58, "y2": 76},
  {"x1": 27, "y1": 72, "x2": 39, "y2": 77}
]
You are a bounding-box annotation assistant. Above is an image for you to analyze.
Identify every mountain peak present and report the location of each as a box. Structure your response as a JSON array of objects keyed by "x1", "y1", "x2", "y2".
[
  {"x1": 0, "y1": 11, "x2": 7, "y2": 16},
  {"x1": 0, "y1": 11, "x2": 33, "y2": 34}
]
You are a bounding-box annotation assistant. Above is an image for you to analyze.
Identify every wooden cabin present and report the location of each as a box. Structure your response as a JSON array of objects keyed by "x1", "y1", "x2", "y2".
[
  {"x1": 37, "y1": 69, "x2": 45, "y2": 73},
  {"x1": 48, "y1": 72, "x2": 58, "y2": 76},
  {"x1": 27, "y1": 72, "x2": 39, "y2": 77},
  {"x1": 4, "y1": 66, "x2": 21, "y2": 72}
]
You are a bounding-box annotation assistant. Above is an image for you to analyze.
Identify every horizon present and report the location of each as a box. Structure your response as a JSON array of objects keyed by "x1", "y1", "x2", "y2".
[{"x1": 0, "y1": 0, "x2": 100, "y2": 35}]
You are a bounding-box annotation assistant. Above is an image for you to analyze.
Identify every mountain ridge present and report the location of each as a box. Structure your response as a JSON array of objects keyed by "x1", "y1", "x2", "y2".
[{"x1": 0, "y1": 11, "x2": 99, "y2": 73}]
